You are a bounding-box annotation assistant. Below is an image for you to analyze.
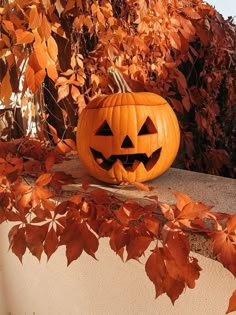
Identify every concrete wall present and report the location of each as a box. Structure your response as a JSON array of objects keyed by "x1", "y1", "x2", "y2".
[
  {"x1": 0, "y1": 228, "x2": 235, "y2": 315},
  {"x1": 0, "y1": 164, "x2": 235, "y2": 315}
]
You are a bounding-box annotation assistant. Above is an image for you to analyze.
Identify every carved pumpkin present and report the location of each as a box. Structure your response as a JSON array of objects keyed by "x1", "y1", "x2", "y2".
[{"x1": 76, "y1": 68, "x2": 180, "y2": 184}]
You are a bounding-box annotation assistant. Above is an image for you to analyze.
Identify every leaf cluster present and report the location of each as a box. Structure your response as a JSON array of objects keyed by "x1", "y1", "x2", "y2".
[
  {"x1": 0, "y1": 138, "x2": 235, "y2": 313},
  {"x1": 0, "y1": 0, "x2": 235, "y2": 176}
]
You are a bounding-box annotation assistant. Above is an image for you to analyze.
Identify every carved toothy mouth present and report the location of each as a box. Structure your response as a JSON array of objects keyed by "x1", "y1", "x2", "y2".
[{"x1": 90, "y1": 147, "x2": 162, "y2": 172}]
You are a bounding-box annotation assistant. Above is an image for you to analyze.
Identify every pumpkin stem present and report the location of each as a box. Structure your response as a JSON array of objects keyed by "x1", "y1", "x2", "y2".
[{"x1": 108, "y1": 66, "x2": 132, "y2": 93}]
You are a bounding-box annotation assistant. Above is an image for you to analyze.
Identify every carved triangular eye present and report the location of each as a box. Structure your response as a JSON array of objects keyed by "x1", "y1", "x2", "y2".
[
  {"x1": 138, "y1": 117, "x2": 157, "y2": 135},
  {"x1": 96, "y1": 120, "x2": 113, "y2": 136}
]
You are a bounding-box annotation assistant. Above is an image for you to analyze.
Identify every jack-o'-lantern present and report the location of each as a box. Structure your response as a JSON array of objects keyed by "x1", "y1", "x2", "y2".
[{"x1": 76, "y1": 67, "x2": 180, "y2": 184}]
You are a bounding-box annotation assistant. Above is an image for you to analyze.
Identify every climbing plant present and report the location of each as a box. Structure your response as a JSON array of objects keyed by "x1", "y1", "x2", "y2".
[
  {"x1": 0, "y1": 0, "x2": 235, "y2": 176},
  {"x1": 0, "y1": 1, "x2": 236, "y2": 312}
]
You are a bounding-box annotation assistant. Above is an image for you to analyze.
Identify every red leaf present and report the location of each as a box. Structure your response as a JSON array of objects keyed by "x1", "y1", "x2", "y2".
[
  {"x1": 181, "y1": 257, "x2": 201, "y2": 289},
  {"x1": 226, "y1": 290, "x2": 236, "y2": 314},
  {"x1": 66, "y1": 239, "x2": 83, "y2": 266},
  {"x1": 10, "y1": 227, "x2": 27, "y2": 262},
  {"x1": 80, "y1": 222, "x2": 99, "y2": 259},
  {"x1": 126, "y1": 235, "x2": 152, "y2": 261},
  {"x1": 170, "y1": 98, "x2": 184, "y2": 113},
  {"x1": 8, "y1": 224, "x2": 21, "y2": 248},
  {"x1": 144, "y1": 215, "x2": 159, "y2": 236},
  {"x1": 55, "y1": 200, "x2": 71, "y2": 216},
  {"x1": 163, "y1": 275, "x2": 185, "y2": 305},
  {"x1": 165, "y1": 229, "x2": 190, "y2": 265},
  {"x1": 0, "y1": 142, "x2": 17, "y2": 158},
  {"x1": 50, "y1": 171, "x2": 74, "y2": 191},
  {"x1": 25, "y1": 224, "x2": 49, "y2": 260},
  {"x1": 44, "y1": 227, "x2": 59, "y2": 260},
  {"x1": 89, "y1": 188, "x2": 111, "y2": 204},
  {"x1": 82, "y1": 177, "x2": 90, "y2": 191},
  {"x1": 109, "y1": 226, "x2": 129, "y2": 260},
  {"x1": 145, "y1": 247, "x2": 166, "y2": 298},
  {"x1": 115, "y1": 206, "x2": 131, "y2": 226}
]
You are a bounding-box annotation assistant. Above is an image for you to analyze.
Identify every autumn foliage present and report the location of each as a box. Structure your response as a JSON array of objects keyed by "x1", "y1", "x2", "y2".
[
  {"x1": 0, "y1": 0, "x2": 235, "y2": 177},
  {"x1": 0, "y1": 0, "x2": 236, "y2": 313},
  {"x1": 0, "y1": 138, "x2": 235, "y2": 313}
]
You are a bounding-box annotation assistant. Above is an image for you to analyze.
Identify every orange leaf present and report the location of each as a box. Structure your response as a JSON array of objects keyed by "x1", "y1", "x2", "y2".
[
  {"x1": 35, "y1": 173, "x2": 52, "y2": 186},
  {"x1": 38, "y1": 13, "x2": 51, "y2": 40},
  {"x1": 177, "y1": 202, "x2": 211, "y2": 220},
  {"x1": 181, "y1": 7, "x2": 201, "y2": 19},
  {"x1": 133, "y1": 181, "x2": 153, "y2": 191},
  {"x1": 25, "y1": 62, "x2": 46, "y2": 93},
  {"x1": 47, "y1": 35, "x2": 58, "y2": 62},
  {"x1": 48, "y1": 123, "x2": 59, "y2": 143},
  {"x1": 57, "y1": 84, "x2": 69, "y2": 102},
  {"x1": 32, "y1": 186, "x2": 54, "y2": 207},
  {"x1": 0, "y1": 71, "x2": 12, "y2": 103},
  {"x1": 211, "y1": 231, "x2": 236, "y2": 276},
  {"x1": 226, "y1": 290, "x2": 236, "y2": 314},
  {"x1": 168, "y1": 31, "x2": 181, "y2": 50},
  {"x1": 160, "y1": 203, "x2": 175, "y2": 221},
  {"x1": 227, "y1": 214, "x2": 236, "y2": 233},
  {"x1": 15, "y1": 29, "x2": 34, "y2": 45},
  {"x1": 144, "y1": 216, "x2": 159, "y2": 236},
  {"x1": 2, "y1": 20, "x2": 15, "y2": 32},
  {"x1": 29, "y1": 5, "x2": 42, "y2": 29},
  {"x1": 174, "y1": 191, "x2": 192, "y2": 211},
  {"x1": 45, "y1": 152, "x2": 56, "y2": 171}
]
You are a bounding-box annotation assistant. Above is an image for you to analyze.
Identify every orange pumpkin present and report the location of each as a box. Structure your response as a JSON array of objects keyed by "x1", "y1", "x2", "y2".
[{"x1": 76, "y1": 68, "x2": 180, "y2": 184}]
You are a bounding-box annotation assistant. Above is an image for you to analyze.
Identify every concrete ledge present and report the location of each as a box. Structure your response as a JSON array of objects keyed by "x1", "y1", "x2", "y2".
[
  {"x1": 55, "y1": 154, "x2": 236, "y2": 259},
  {"x1": 0, "y1": 154, "x2": 235, "y2": 315}
]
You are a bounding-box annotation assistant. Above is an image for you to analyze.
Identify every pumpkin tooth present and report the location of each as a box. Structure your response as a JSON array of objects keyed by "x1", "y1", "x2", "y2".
[
  {"x1": 129, "y1": 160, "x2": 141, "y2": 171},
  {"x1": 91, "y1": 147, "x2": 161, "y2": 172},
  {"x1": 91, "y1": 148, "x2": 114, "y2": 170},
  {"x1": 145, "y1": 148, "x2": 162, "y2": 171},
  {"x1": 96, "y1": 158, "x2": 104, "y2": 165}
]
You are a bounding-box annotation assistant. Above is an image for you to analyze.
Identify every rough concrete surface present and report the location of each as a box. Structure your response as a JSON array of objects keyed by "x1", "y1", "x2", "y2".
[{"x1": 54, "y1": 154, "x2": 236, "y2": 259}]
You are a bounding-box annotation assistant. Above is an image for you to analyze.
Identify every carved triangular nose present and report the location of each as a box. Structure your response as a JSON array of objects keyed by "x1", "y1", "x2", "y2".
[{"x1": 121, "y1": 135, "x2": 134, "y2": 148}]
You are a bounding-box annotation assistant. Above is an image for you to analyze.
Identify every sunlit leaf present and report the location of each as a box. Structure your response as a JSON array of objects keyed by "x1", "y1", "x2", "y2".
[
  {"x1": 15, "y1": 29, "x2": 34, "y2": 45},
  {"x1": 226, "y1": 290, "x2": 236, "y2": 314}
]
